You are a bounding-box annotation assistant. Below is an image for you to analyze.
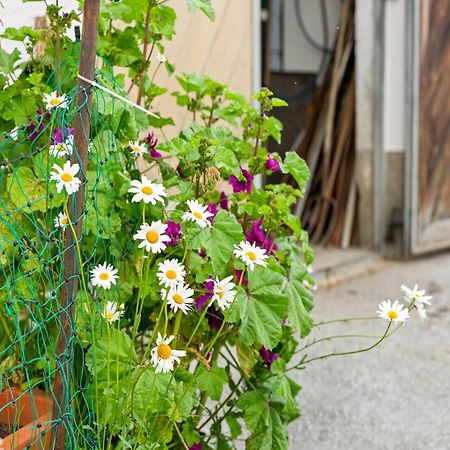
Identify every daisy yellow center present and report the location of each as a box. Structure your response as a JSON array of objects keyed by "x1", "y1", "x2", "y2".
[
  {"x1": 99, "y1": 272, "x2": 110, "y2": 281},
  {"x1": 106, "y1": 312, "x2": 114, "y2": 321},
  {"x1": 216, "y1": 289, "x2": 224, "y2": 299},
  {"x1": 157, "y1": 343, "x2": 172, "y2": 360},
  {"x1": 146, "y1": 230, "x2": 159, "y2": 244},
  {"x1": 61, "y1": 172, "x2": 73, "y2": 182},
  {"x1": 61, "y1": 217, "x2": 68, "y2": 225},
  {"x1": 56, "y1": 144, "x2": 65, "y2": 151},
  {"x1": 193, "y1": 211, "x2": 203, "y2": 219},
  {"x1": 173, "y1": 293, "x2": 183, "y2": 304},
  {"x1": 141, "y1": 186, "x2": 153, "y2": 195},
  {"x1": 246, "y1": 251, "x2": 257, "y2": 261},
  {"x1": 387, "y1": 310, "x2": 398, "y2": 320},
  {"x1": 50, "y1": 98, "x2": 62, "y2": 106},
  {"x1": 133, "y1": 146, "x2": 142, "y2": 153},
  {"x1": 166, "y1": 269, "x2": 177, "y2": 280}
]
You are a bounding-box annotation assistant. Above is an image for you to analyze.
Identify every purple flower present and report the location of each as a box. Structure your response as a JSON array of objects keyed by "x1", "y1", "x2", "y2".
[
  {"x1": 28, "y1": 120, "x2": 46, "y2": 142},
  {"x1": 245, "y1": 218, "x2": 279, "y2": 255},
  {"x1": 199, "y1": 250, "x2": 207, "y2": 258},
  {"x1": 51, "y1": 127, "x2": 74, "y2": 144},
  {"x1": 207, "y1": 305, "x2": 223, "y2": 330},
  {"x1": 259, "y1": 347, "x2": 279, "y2": 371},
  {"x1": 229, "y1": 169, "x2": 254, "y2": 194},
  {"x1": 190, "y1": 444, "x2": 202, "y2": 450},
  {"x1": 235, "y1": 269, "x2": 248, "y2": 286},
  {"x1": 207, "y1": 203, "x2": 218, "y2": 223},
  {"x1": 146, "y1": 131, "x2": 161, "y2": 158},
  {"x1": 246, "y1": 218, "x2": 265, "y2": 244},
  {"x1": 265, "y1": 153, "x2": 280, "y2": 172},
  {"x1": 196, "y1": 278, "x2": 214, "y2": 310},
  {"x1": 166, "y1": 221, "x2": 181, "y2": 246},
  {"x1": 219, "y1": 192, "x2": 228, "y2": 210}
]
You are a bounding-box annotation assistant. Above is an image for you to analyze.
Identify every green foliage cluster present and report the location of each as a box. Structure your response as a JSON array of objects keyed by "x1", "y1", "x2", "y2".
[{"x1": 0, "y1": 1, "x2": 315, "y2": 449}]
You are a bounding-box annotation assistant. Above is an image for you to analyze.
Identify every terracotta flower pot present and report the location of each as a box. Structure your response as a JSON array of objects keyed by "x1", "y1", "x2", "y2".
[{"x1": 0, "y1": 386, "x2": 52, "y2": 450}]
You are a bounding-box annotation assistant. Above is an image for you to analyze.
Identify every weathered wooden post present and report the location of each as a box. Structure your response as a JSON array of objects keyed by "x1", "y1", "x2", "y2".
[{"x1": 52, "y1": 1, "x2": 101, "y2": 448}]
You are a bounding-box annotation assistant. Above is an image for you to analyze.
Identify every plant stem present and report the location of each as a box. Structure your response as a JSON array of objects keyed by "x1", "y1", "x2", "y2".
[
  {"x1": 287, "y1": 322, "x2": 394, "y2": 370},
  {"x1": 136, "y1": 5, "x2": 152, "y2": 105},
  {"x1": 313, "y1": 316, "x2": 378, "y2": 327},
  {"x1": 173, "y1": 309, "x2": 182, "y2": 337}
]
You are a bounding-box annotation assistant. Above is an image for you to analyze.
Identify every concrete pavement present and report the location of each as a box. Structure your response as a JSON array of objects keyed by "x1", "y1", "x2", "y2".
[{"x1": 288, "y1": 251, "x2": 450, "y2": 450}]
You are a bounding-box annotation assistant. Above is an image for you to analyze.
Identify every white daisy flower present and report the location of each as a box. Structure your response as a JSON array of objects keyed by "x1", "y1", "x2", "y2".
[
  {"x1": 157, "y1": 52, "x2": 167, "y2": 64},
  {"x1": 162, "y1": 283, "x2": 195, "y2": 314},
  {"x1": 133, "y1": 221, "x2": 171, "y2": 253},
  {"x1": 128, "y1": 140, "x2": 148, "y2": 157},
  {"x1": 233, "y1": 240, "x2": 268, "y2": 271},
  {"x1": 416, "y1": 304, "x2": 427, "y2": 321},
  {"x1": 101, "y1": 301, "x2": 124, "y2": 324},
  {"x1": 90, "y1": 262, "x2": 119, "y2": 290},
  {"x1": 151, "y1": 333, "x2": 186, "y2": 373},
  {"x1": 157, "y1": 258, "x2": 186, "y2": 288},
  {"x1": 9, "y1": 126, "x2": 20, "y2": 141},
  {"x1": 54, "y1": 212, "x2": 69, "y2": 229},
  {"x1": 49, "y1": 160, "x2": 82, "y2": 195},
  {"x1": 377, "y1": 300, "x2": 409, "y2": 324},
  {"x1": 401, "y1": 284, "x2": 432, "y2": 308},
  {"x1": 128, "y1": 175, "x2": 167, "y2": 205},
  {"x1": 213, "y1": 275, "x2": 237, "y2": 311},
  {"x1": 182, "y1": 200, "x2": 213, "y2": 228},
  {"x1": 44, "y1": 90, "x2": 68, "y2": 110},
  {"x1": 49, "y1": 135, "x2": 74, "y2": 158}
]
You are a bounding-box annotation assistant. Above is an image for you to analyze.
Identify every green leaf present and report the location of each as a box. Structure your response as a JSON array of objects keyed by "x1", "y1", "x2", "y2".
[
  {"x1": 239, "y1": 390, "x2": 288, "y2": 450},
  {"x1": 237, "y1": 390, "x2": 269, "y2": 433},
  {"x1": 189, "y1": 210, "x2": 244, "y2": 274},
  {"x1": 279, "y1": 152, "x2": 310, "y2": 193},
  {"x1": 284, "y1": 260, "x2": 314, "y2": 337},
  {"x1": 187, "y1": 0, "x2": 216, "y2": 21},
  {"x1": 236, "y1": 342, "x2": 257, "y2": 377},
  {"x1": 228, "y1": 261, "x2": 288, "y2": 349},
  {"x1": 271, "y1": 97, "x2": 288, "y2": 107},
  {"x1": 6, "y1": 167, "x2": 64, "y2": 212},
  {"x1": 85, "y1": 326, "x2": 138, "y2": 378},
  {"x1": 268, "y1": 373, "x2": 301, "y2": 421},
  {"x1": 197, "y1": 365, "x2": 228, "y2": 401},
  {"x1": 210, "y1": 145, "x2": 241, "y2": 176}
]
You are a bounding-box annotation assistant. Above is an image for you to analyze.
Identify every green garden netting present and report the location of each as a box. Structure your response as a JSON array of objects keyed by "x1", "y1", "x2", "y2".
[{"x1": 0, "y1": 47, "x2": 138, "y2": 448}]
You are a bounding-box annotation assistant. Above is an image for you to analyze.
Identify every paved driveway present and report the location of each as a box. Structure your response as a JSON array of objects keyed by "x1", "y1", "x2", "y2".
[{"x1": 288, "y1": 252, "x2": 450, "y2": 450}]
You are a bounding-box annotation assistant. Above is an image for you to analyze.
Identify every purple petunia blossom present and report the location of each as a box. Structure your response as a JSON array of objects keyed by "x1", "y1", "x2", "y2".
[
  {"x1": 229, "y1": 168, "x2": 254, "y2": 194},
  {"x1": 52, "y1": 127, "x2": 74, "y2": 144},
  {"x1": 219, "y1": 192, "x2": 229, "y2": 210},
  {"x1": 207, "y1": 305, "x2": 223, "y2": 330},
  {"x1": 259, "y1": 347, "x2": 279, "y2": 371},
  {"x1": 196, "y1": 278, "x2": 214, "y2": 310},
  {"x1": 207, "y1": 203, "x2": 218, "y2": 223},
  {"x1": 146, "y1": 131, "x2": 161, "y2": 158},
  {"x1": 245, "y1": 217, "x2": 279, "y2": 255},
  {"x1": 166, "y1": 221, "x2": 181, "y2": 246},
  {"x1": 189, "y1": 444, "x2": 202, "y2": 450},
  {"x1": 265, "y1": 153, "x2": 280, "y2": 172}
]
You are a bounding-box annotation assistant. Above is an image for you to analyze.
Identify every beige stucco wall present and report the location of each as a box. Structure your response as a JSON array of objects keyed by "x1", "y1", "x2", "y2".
[{"x1": 150, "y1": 0, "x2": 254, "y2": 138}]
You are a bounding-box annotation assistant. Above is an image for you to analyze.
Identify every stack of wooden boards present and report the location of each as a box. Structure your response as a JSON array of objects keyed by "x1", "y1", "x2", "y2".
[{"x1": 286, "y1": 0, "x2": 356, "y2": 248}]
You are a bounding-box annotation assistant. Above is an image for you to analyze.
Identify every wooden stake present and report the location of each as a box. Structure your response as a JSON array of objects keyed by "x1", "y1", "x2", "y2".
[{"x1": 52, "y1": 1, "x2": 101, "y2": 448}]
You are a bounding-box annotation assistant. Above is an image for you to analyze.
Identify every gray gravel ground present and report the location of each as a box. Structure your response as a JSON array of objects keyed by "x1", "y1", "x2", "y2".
[{"x1": 288, "y1": 252, "x2": 450, "y2": 450}]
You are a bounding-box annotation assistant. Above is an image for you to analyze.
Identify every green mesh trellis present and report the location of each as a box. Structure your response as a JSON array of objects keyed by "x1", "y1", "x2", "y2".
[{"x1": 0, "y1": 38, "x2": 143, "y2": 447}]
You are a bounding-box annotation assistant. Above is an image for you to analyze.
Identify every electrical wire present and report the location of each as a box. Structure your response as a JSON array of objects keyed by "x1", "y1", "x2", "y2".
[
  {"x1": 294, "y1": 0, "x2": 332, "y2": 53},
  {"x1": 273, "y1": 0, "x2": 332, "y2": 102}
]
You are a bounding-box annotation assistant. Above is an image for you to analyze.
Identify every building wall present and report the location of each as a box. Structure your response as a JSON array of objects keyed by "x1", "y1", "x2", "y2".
[
  {"x1": 384, "y1": 0, "x2": 406, "y2": 153},
  {"x1": 151, "y1": 0, "x2": 255, "y2": 138}
]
